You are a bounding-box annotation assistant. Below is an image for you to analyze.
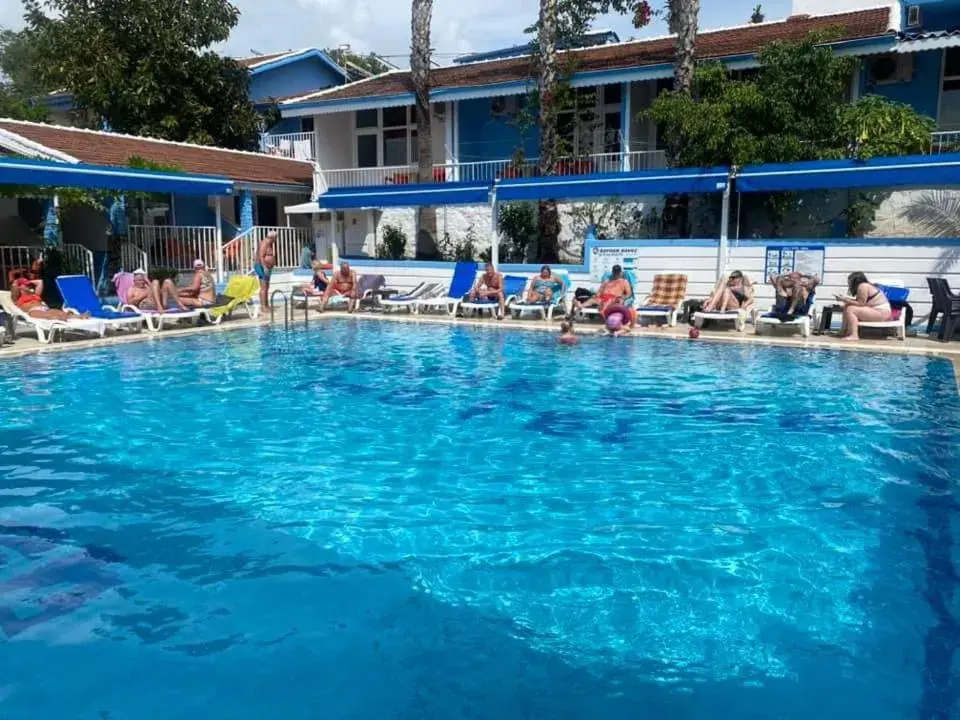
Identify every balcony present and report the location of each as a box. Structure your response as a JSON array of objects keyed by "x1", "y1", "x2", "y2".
[
  {"x1": 260, "y1": 132, "x2": 316, "y2": 162},
  {"x1": 321, "y1": 150, "x2": 668, "y2": 189},
  {"x1": 931, "y1": 130, "x2": 960, "y2": 154}
]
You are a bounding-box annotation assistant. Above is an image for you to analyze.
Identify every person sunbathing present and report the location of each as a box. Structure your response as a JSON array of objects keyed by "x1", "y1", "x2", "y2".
[
  {"x1": 468, "y1": 263, "x2": 506, "y2": 319},
  {"x1": 320, "y1": 262, "x2": 357, "y2": 312},
  {"x1": 769, "y1": 272, "x2": 820, "y2": 316},
  {"x1": 301, "y1": 261, "x2": 329, "y2": 298},
  {"x1": 178, "y1": 259, "x2": 216, "y2": 306},
  {"x1": 126, "y1": 270, "x2": 189, "y2": 312},
  {"x1": 577, "y1": 264, "x2": 631, "y2": 314},
  {"x1": 703, "y1": 270, "x2": 753, "y2": 312},
  {"x1": 526, "y1": 265, "x2": 563, "y2": 304},
  {"x1": 11, "y1": 278, "x2": 89, "y2": 320}
]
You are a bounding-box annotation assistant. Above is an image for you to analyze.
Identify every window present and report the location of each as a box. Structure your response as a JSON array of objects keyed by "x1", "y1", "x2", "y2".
[
  {"x1": 940, "y1": 49, "x2": 960, "y2": 130},
  {"x1": 603, "y1": 84, "x2": 622, "y2": 105},
  {"x1": 300, "y1": 117, "x2": 314, "y2": 133},
  {"x1": 353, "y1": 107, "x2": 418, "y2": 168},
  {"x1": 555, "y1": 85, "x2": 623, "y2": 157}
]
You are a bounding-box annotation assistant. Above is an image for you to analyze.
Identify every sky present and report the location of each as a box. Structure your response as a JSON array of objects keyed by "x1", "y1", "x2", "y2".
[{"x1": 0, "y1": 0, "x2": 794, "y2": 66}]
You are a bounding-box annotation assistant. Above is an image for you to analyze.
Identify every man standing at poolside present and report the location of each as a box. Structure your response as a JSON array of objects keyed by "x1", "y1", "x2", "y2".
[{"x1": 254, "y1": 231, "x2": 277, "y2": 313}]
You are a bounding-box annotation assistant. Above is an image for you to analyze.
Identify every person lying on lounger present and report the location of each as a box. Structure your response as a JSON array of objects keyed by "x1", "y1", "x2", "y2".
[
  {"x1": 769, "y1": 272, "x2": 820, "y2": 317},
  {"x1": 126, "y1": 269, "x2": 190, "y2": 312},
  {"x1": 525, "y1": 265, "x2": 563, "y2": 304},
  {"x1": 577, "y1": 264, "x2": 631, "y2": 314},
  {"x1": 301, "y1": 261, "x2": 329, "y2": 298},
  {"x1": 11, "y1": 278, "x2": 89, "y2": 320},
  {"x1": 468, "y1": 263, "x2": 506, "y2": 319},
  {"x1": 703, "y1": 270, "x2": 754, "y2": 312},
  {"x1": 320, "y1": 262, "x2": 357, "y2": 312},
  {"x1": 178, "y1": 259, "x2": 216, "y2": 305}
]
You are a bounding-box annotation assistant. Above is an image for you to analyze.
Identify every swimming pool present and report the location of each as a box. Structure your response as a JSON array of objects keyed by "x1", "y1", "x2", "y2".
[{"x1": 0, "y1": 320, "x2": 957, "y2": 719}]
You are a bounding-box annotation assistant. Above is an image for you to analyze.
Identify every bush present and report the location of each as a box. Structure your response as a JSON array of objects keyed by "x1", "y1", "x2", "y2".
[
  {"x1": 438, "y1": 225, "x2": 481, "y2": 262},
  {"x1": 497, "y1": 202, "x2": 539, "y2": 262},
  {"x1": 377, "y1": 224, "x2": 408, "y2": 259}
]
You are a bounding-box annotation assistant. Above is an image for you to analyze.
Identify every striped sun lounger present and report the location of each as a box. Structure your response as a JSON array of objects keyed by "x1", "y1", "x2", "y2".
[{"x1": 635, "y1": 274, "x2": 688, "y2": 326}]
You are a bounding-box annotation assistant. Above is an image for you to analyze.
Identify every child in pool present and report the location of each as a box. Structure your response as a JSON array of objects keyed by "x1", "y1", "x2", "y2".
[{"x1": 558, "y1": 320, "x2": 579, "y2": 345}]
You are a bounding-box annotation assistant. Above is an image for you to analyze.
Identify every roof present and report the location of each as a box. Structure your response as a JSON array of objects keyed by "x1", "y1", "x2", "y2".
[
  {"x1": 453, "y1": 29, "x2": 621, "y2": 65},
  {"x1": 0, "y1": 119, "x2": 313, "y2": 188},
  {"x1": 281, "y1": 7, "x2": 893, "y2": 106},
  {"x1": 896, "y1": 28, "x2": 960, "y2": 52},
  {"x1": 234, "y1": 48, "x2": 350, "y2": 80}
]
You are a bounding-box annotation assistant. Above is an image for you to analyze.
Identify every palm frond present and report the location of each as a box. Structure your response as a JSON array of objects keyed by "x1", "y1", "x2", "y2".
[{"x1": 899, "y1": 191, "x2": 960, "y2": 238}]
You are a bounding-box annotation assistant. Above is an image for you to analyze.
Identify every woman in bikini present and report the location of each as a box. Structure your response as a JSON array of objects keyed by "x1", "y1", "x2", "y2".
[
  {"x1": 836, "y1": 272, "x2": 891, "y2": 341},
  {"x1": 703, "y1": 270, "x2": 753, "y2": 312},
  {"x1": 10, "y1": 278, "x2": 89, "y2": 320},
  {"x1": 178, "y1": 260, "x2": 216, "y2": 307}
]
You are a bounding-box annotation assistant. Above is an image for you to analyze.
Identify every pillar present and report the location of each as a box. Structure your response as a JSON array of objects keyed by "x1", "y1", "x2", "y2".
[
  {"x1": 43, "y1": 197, "x2": 61, "y2": 247},
  {"x1": 215, "y1": 196, "x2": 224, "y2": 282},
  {"x1": 490, "y1": 189, "x2": 499, "y2": 267},
  {"x1": 717, "y1": 181, "x2": 731, "y2": 280},
  {"x1": 620, "y1": 82, "x2": 632, "y2": 172},
  {"x1": 239, "y1": 190, "x2": 255, "y2": 232}
]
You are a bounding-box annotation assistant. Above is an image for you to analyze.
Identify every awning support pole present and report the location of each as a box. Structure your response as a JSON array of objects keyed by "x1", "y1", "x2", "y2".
[
  {"x1": 214, "y1": 196, "x2": 223, "y2": 283},
  {"x1": 717, "y1": 181, "x2": 731, "y2": 280},
  {"x1": 490, "y1": 188, "x2": 499, "y2": 267}
]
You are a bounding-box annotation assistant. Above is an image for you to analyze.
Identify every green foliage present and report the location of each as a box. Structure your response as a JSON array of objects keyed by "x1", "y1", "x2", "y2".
[
  {"x1": 565, "y1": 199, "x2": 651, "y2": 239},
  {"x1": 750, "y1": 4, "x2": 764, "y2": 22},
  {"x1": 497, "y1": 202, "x2": 539, "y2": 263},
  {"x1": 21, "y1": 0, "x2": 262, "y2": 149},
  {"x1": 526, "y1": 0, "x2": 652, "y2": 42},
  {"x1": 325, "y1": 48, "x2": 392, "y2": 78},
  {"x1": 438, "y1": 226, "x2": 480, "y2": 262},
  {"x1": 0, "y1": 27, "x2": 49, "y2": 121},
  {"x1": 377, "y1": 224, "x2": 408, "y2": 259},
  {"x1": 647, "y1": 33, "x2": 934, "y2": 167}
]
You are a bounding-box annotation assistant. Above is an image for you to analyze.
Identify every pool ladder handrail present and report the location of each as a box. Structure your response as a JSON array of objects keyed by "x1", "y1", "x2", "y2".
[
  {"x1": 269, "y1": 289, "x2": 290, "y2": 329},
  {"x1": 289, "y1": 287, "x2": 310, "y2": 327}
]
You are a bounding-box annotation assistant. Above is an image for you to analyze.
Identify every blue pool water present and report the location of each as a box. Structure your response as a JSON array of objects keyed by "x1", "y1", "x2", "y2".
[{"x1": 0, "y1": 320, "x2": 957, "y2": 719}]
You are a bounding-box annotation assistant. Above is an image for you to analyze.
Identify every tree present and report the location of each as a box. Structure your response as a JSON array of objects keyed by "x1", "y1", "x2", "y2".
[
  {"x1": 410, "y1": 0, "x2": 439, "y2": 259},
  {"x1": 325, "y1": 47, "x2": 392, "y2": 79},
  {"x1": 751, "y1": 4, "x2": 765, "y2": 23},
  {"x1": 668, "y1": 0, "x2": 700, "y2": 92},
  {"x1": 21, "y1": 0, "x2": 263, "y2": 149},
  {"x1": 0, "y1": 28, "x2": 49, "y2": 121},
  {"x1": 646, "y1": 34, "x2": 935, "y2": 234}
]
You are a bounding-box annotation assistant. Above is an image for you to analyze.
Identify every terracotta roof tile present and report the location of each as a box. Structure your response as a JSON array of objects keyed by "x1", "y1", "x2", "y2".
[
  {"x1": 0, "y1": 120, "x2": 313, "y2": 188},
  {"x1": 282, "y1": 8, "x2": 891, "y2": 104}
]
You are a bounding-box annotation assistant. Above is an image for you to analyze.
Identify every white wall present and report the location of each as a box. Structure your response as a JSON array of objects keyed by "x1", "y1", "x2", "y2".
[{"x1": 314, "y1": 112, "x2": 353, "y2": 171}]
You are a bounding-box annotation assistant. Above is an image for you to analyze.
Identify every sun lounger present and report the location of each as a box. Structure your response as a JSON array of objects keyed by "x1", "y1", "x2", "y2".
[
  {"x1": 324, "y1": 274, "x2": 386, "y2": 311},
  {"x1": 461, "y1": 275, "x2": 528, "y2": 317},
  {"x1": 753, "y1": 293, "x2": 816, "y2": 337},
  {"x1": 857, "y1": 283, "x2": 907, "y2": 340},
  {"x1": 416, "y1": 261, "x2": 478, "y2": 316},
  {"x1": 55, "y1": 275, "x2": 144, "y2": 333},
  {"x1": 511, "y1": 271, "x2": 571, "y2": 321},
  {"x1": 635, "y1": 274, "x2": 688, "y2": 326},
  {"x1": 209, "y1": 275, "x2": 260, "y2": 320},
  {"x1": 693, "y1": 309, "x2": 749, "y2": 331},
  {"x1": 380, "y1": 281, "x2": 443, "y2": 313},
  {"x1": 0, "y1": 290, "x2": 106, "y2": 343},
  {"x1": 112, "y1": 271, "x2": 205, "y2": 332}
]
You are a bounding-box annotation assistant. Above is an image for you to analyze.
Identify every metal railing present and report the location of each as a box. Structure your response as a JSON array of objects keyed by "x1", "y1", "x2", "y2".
[
  {"x1": 120, "y1": 241, "x2": 149, "y2": 273},
  {"x1": 62, "y1": 243, "x2": 94, "y2": 281},
  {"x1": 128, "y1": 225, "x2": 219, "y2": 273},
  {"x1": 321, "y1": 150, "x2": 668, "y2": 188},
  {"x1": 222, "y1": 226, "x2": 313, "y2": 274},
  {"x1": 260, "y1": 132, "x2": 316, "y2": 162},
  {"x1": 0, "y1": 245, "x2": 43, "y2": 290},
  {"x1": 931, "y1": 130, "x2": 960, "y2": 154}
]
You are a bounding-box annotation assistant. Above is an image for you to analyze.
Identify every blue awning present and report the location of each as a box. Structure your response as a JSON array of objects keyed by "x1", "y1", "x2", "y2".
[
  {"x1": 735, "y1": 153, "x2": 960, "y2": 192},
  {"x1": 0, "y1": 157, "x2": 233, "y2": 195},
  {"x1": 494, "y1": 167, "x2": 729, "y2": 202},
  {"x1": 317, "y1": 182, "x2": 491, "y2": 209}
]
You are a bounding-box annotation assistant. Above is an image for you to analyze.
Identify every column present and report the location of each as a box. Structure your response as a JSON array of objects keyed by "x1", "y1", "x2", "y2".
[
  {"x1": 43, "y1": 197, "x2": 61, "y2": 247},
  {"x1": 214, "y1": 196, "x2": 224, "y2": 282},
  {"x1": 490, "y1": 190, "x2": 499, "y2": 267},
  {"x1": 444, "y1": 101, "x2": 456, "y2": 182},
  {"x1": 239, "y1": 190, "x2": 255, "y2": 232},
  {"x1": 620, "y1": 82, "x2": 632, "y2": 172},
  {"x1": 717, "y1": 182, "x2": 732, "y2": 280}
]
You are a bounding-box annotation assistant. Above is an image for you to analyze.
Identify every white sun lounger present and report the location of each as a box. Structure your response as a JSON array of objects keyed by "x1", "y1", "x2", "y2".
[
  {"x1": 752, "y1": 296, "x2": 816, "y2": 338},
  {"x1": 693, "y1": 309, "x2": 750, "y2": 332},
  {"x1": 460, "y1": 275, "x2": 528, "y2": 317},
  {"x1": 380, "y1": 282, "x2": 443, "y2": 313},
  {"x1": 0, "y1": 291, "x2": 106, "y2": 344}
]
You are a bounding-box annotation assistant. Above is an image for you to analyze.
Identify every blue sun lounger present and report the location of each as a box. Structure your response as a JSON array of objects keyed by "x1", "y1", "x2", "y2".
[
  {"x1": 56, "y1": 275, "x2": 144, "y2": 333},
  {"x1": 460, "y1": 275, "x2": 528, "y2": 317},
  {"x1": 415, "y1": 261, "x2": 478, "y2": 316}
]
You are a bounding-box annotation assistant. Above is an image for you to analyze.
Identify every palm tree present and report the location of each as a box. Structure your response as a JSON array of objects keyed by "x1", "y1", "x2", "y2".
[
  {"x1": 900, "y1": 191, "x2": 960, "y2": 274},
  {"x1": 536, "y1": 0, "x2": 561, "y2": 262},
  {"x1": 411, "y1": 0, "x2": 438, "y2": 258},
  {"x1": 669, "y1": 0, "x2": 700, "y2": 93}
]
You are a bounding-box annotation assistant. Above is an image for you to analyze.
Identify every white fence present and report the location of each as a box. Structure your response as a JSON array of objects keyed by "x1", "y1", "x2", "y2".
[
  {"x1": 120, "y1": 241, "x2": 148, "y2": 273},
  {"x1": 222, "y1": 226, "x2": 313, "y2": 274},
  {"x1": 0, "y1": 244, "x2": 94, "y2": 290},
  {"x1": 128, "y1": 225, "x2": 219, "y2": 273},
  {"x1": 321, "y1": 150, "x2": 668, "y2": 188},
  {"x1": 260, "y1": 132, "x2": 316, "y2": 162},
  {"x1": 931, "y1": 130, "x2": 960, "y2": 154},
  {"x1": 62, "y1": 243, "x2": 94, "y2": 281}
]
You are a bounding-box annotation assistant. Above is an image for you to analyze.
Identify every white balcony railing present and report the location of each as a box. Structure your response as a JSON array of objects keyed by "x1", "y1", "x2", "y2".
[
  {"x1": 128, "y1": 225, "x2": 219, "y2": 273},
  {"x1": 120, "y1": 241, "x2": 148, "y2": 273},
  {"x1": 931, "y1": 130, "x2": 960, "y2": 154},
  {"x1": 0, "y1": 243, "x2": 93, "y2": 290},
  {"x1": 62, "y1": 243, "x2": 94, "y2": 281},
  {"x1": 222, "y1": 226, "x2": 313, "y2": 274},
  {"x1": 260, "y1": 132, "x2": 316, "y2": 162},
  {"x1": 321, "y1": 149, "x2": 668, "y2": 189}
]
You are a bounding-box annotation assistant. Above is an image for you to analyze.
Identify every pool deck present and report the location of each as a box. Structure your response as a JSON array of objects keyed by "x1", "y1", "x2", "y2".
[{"x1": 2, "y1": 310, "x2": 959, "y2": 385}]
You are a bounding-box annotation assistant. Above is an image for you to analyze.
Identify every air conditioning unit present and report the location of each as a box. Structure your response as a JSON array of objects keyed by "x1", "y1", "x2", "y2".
[
  {"x1": 868, "y1": 54, "x2": 914, "y2": 85},
  {"x1": 906, "y1": 5, "x2": 922, "y2": 28}
]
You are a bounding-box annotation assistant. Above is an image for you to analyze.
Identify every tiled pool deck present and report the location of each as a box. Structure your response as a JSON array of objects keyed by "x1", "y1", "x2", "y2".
[{"x1": 2, "y1": 310, "x2": 959, "y2": 389}]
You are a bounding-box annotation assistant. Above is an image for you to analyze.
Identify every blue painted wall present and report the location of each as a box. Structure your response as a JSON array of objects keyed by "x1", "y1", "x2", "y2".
[
  {"x1": 457, "y1": 98, "x2": 539, "y2": 163},
  {"x1": 172, "y1": 194, "x2": 238, "y2": 240},
  {"x1": 860, "y1": 49, "x2": 941, "y2": 121},
  {"x1": 912, "y1": 1, "x2": 960, "y2": 32},
  {"x1": 250, "y1": 57, "x2": 343, "y2": 103}
]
